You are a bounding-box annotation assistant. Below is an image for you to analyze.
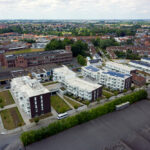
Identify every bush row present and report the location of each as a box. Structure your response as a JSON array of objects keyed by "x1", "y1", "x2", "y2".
[{"x1": 21, "y1": 90, "x2": 147, "y2": 146}]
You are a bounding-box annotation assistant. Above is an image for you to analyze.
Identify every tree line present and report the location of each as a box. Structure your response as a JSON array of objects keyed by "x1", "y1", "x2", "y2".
[{"x1": 45, "y1": 38, "x2": 88, "y2": 57}]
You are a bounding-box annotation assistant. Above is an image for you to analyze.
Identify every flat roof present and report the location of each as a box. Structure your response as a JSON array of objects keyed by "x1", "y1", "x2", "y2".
[
  {"x1": 67, "y1": 77, "x2": 102, "y2": 92},
  {"x1": 130, "y1": 61, "x2": 150, "y2": 67},
  {"x1": 141, "y1": 57, "x2": 150, "y2": 61},
  {"x1": 85, "y1": 65, "x2": 100, "y2": 72},
  {"x1": 11, "y1": 76, "x2": 50, "y2": 97},
  {"x1": 103, "y1": 71, "x2": 130, "y2": 78},
  {"x1": 53, "y1": 65, "x2": 76, "y2": 77},
  {"x1": 106, "y1": 61, "x2": 135, "y2": 71}
]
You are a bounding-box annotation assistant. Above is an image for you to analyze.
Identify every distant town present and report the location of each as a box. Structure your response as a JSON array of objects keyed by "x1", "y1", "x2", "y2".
[{"x1": 0, "y1": 19, "x2": 150, "y2": 150}]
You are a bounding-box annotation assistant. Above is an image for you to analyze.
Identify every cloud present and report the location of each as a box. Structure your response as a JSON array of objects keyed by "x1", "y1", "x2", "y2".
[{"x1": 0, "y1": 0, "x2": 150, "y2": 19}]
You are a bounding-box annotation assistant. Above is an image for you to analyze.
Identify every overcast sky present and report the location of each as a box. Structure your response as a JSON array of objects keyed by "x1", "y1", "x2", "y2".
[{"x1": 0, "y1": 0, "x2": 150, "y2": 19}]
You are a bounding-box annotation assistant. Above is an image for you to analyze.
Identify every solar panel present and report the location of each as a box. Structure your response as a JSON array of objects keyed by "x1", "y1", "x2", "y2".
[
  {"x1": 131, "y1": 61, "x2": 150, "y2": 67},
  {"x1": 85, "y1": 65, "x2": 100, "y2": 72},
  {"x1": 103, "y1": 71, "x2": 130, "y2": 78}
]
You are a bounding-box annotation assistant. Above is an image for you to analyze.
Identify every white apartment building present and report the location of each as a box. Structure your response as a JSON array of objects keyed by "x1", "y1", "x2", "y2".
[
  {"x1": 11, "y1": 76, "x2": 51, "y2": 118},
  {"x1": 106, "y1": 61, "x2": 136, "y2": 74},
  {"x1": 129, "y1": 61, "x2": 150, "y2": 74},
  {"x1": 53, "y1": 65, "x2": 76, "y2": 84},
  {"x1": 141, "y1": 58, "x2": 150, "y2": 64},
  {"x1": 82, "y1": 65, "x2": 132, "y2": 91},
  {"x1": 98, "y1": 71, "x2": 131, "y2": 91},
  {"x1": 81, "y1": 65, "x2": 100, "y2": 80},
  {"x1": 53, "y1": 66, "x2": 102, "y2": 101}
]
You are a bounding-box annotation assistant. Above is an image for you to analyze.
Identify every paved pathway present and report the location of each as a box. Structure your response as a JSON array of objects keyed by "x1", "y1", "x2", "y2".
[
  {"x1": 0, "y1": 114, "x2": 6, "y2": 133},
  {"x1": 51, "y1": 107, "x2": 58, "y2": 116},
  {"x1": 57, "y1": 93, "x2": 75, "y2": 110},
  {"x1": 0, "y1": 104, "x2": 17, "y2": 111}
]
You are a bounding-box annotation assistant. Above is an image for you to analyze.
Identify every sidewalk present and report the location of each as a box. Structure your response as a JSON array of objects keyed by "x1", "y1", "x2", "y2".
[{"x1": 0, "y1": 103, "x2": 17, "y2": 111}]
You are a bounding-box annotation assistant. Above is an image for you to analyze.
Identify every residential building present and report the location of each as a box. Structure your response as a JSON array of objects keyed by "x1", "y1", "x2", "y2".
[
  {"x1": 98, "y1": 71, "x2": 132, "y2": 91},
  {"x1": 53, "y1": 66, "x2": 102, "y2": 101},
  {"x1": 132, "y1": 73, "x2": 146, "y2": 86},
  {"x1": 0, "y1": 46, "x2": 72, "y2": 68},
  {"x1": 129, "y1": 60, "x2": 150, "y2": 74},
  {"x1": 141, "y1": 58, "x2": 150, "y2": 64},
  {"x1": 106, "y1": 46, "x2": 150, "y2": 58},
  {"x1": 106, "y1": 61, "x2": 136, "y2": 74},
  {"x1": 81, "y1": 65, "x2": 100, "y2": 80},
  {"x1": 10, "y1": 76, "x2": 51, "y2": 118},
  {"x1": 82, "y1": 65, "x2": 132, "y2": 91}
]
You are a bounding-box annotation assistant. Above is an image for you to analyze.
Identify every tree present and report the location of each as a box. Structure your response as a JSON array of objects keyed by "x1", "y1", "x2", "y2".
[
  {"x1": 34, "y1": 117, "x2": 39, "y2": 124},
  {"x1": 77, "y1": 55, "x2": 87, "y2": 66},
  {"x1": 45, "y1": 38, "x2": 74, "y2": 51},
  {"x1": 71, "y1": 40, "x2": 88, "y2": 57},
  {"x1": 92, "y1": 38, "x2": 120, "y2": 49}
]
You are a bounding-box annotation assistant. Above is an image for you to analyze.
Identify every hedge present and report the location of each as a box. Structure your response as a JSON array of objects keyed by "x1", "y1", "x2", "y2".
[{"x1": 21, "y1": 90, "x2": 147, "y2": 146}]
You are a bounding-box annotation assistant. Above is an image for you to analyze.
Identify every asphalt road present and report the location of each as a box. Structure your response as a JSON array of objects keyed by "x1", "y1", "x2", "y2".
[
  {"x1": 0, "y1": 133, "x2": 20, "y2": 150},
  {"x1": 26, "y1": 100, "x2": 150, "y2": 150}
]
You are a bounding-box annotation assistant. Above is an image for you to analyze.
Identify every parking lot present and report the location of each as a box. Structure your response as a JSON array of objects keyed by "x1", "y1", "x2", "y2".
[{"x1": 26, "y1": 100, "x2": 150, "y2": 150}]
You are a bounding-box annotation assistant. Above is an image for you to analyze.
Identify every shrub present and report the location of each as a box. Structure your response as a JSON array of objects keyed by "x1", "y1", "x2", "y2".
[
  {"x1": 34, "y1": 117, "x2": 39, "y2": 124},
  {"x1": 21, "y1": 90, "x2": 147, "y2": 146},
  {"x1": 0, "y1": 98, "x2": 2, "y2": 103}
]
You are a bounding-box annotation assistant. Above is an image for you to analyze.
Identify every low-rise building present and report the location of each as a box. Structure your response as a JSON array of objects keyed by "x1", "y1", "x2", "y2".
[
  {"x1": 53, "y1": 66, "x2": 102, "y2": 101},
  {"x1": 106, "y1": 61, "x2": 136, "y2": 74},
  {"x1": 0, "y1": 46, "x2": 72, "y2": 68},
  {"x1": 131, "y1": 73, "x2": 146, "y2": 86},
  {"x1": 11, "y1": 76, "x2": 51, "y2": 118}
]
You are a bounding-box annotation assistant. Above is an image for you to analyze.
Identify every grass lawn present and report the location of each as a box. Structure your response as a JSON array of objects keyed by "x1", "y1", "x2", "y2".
[
  {"x1": 5, "y1": 48, "x2": 44, "y2": 55},
  {"x1": 102, "y1": 90, "x2": 114, "y2": 99},
  {"x1": 64, "y1": 96, "x2": 82, "y2": 109},
  {"x1": 42, "y1": 81, "x2": 58, "y2": 86},
  {"x1": 0, "y1": 90, "x2": 14, "y2": 107},
  {"x1": 51, "y1": 95, "x2": 71, "y2": 114},
  {"x1": 0, "y1": 107, "x2": 25, "y2": 130},
  {"x1": 65, "y1": 94, "x2": 90, "y2": 105}
]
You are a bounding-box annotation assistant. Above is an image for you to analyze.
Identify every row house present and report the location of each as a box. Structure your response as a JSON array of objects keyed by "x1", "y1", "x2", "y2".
[{"x1": 106, "y1": 46, "x2": 150, "y2": 58}]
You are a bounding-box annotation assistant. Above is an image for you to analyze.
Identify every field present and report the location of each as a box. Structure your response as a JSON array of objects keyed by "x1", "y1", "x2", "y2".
[
  {"x1": 64, "y1": 96, "x2": 82, "y2": 109},
  {"x1": 5, "y1": 48, "x2": 44, "y2": 55},
  {"x1": 0, "y1": 90, "x2": 14, "y2": 107},
  {"x1": 51, "y1": 95, "x2": 71, "y2": 114},
  {"x1": 0, "y1": 107, "x2": 25, "y2": 130}
]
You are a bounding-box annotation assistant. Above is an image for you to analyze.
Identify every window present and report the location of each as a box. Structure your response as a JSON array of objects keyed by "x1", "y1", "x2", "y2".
[{"x1": 35, "y1": 108, "x2": 38, "y2": 113}]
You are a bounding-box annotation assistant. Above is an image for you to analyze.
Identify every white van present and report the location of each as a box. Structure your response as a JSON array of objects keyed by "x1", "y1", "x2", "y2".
[{"x1": 57, "y1": 112, "x2": 68, "y2": 120}]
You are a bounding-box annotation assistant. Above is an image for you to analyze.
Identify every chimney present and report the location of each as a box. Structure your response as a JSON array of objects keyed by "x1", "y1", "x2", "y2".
[{"x1": 65, "y1": 45, "x2": 71, "y2": 51}]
